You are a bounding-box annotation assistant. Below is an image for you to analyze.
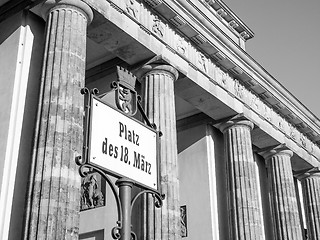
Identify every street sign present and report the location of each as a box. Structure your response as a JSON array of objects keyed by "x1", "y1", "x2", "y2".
[{"x1": 89, "y1": 97, "x2": 158, "y2": 190}]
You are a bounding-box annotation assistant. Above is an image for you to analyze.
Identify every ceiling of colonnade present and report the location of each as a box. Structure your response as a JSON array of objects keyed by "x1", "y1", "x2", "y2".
[{"x1": 85, "y1": 38, "x2": 201, "y2": 121}]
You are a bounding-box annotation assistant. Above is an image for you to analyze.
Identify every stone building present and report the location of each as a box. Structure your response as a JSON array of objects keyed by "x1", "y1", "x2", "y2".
[{"x1": 1, "y1": 0, "x2": 320, "y2": 239}]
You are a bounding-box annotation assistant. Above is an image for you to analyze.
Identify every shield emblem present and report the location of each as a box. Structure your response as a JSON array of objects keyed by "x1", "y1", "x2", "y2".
[{"x1": 115, "y1": 66, "x2": 138, "y2": 116}]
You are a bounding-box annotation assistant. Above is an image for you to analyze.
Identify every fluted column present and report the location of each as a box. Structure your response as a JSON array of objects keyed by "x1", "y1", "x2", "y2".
[
  {"x1": 139, "y1": 63, "x2": 180, "y2": 240},
  {"x1": 261, "y1": 148, "x2": 303, "y2": 240},
  {"x1": 301, "y1": 173, "x2": 320, "y2": 240},
  {"x1": 24, "y1": 1, "x2": 93, "y2": 239},
  {"x1": 219, "y1": 119, "x2": 263, "y2": 240}
]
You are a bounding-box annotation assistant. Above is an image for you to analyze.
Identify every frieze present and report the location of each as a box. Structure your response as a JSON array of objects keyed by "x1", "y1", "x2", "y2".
[
  {"x1": 289, "y1": 124, "x2": 297, "y2": 141},
  {"x1": 249, "y1": 94, "x2": 260, "y2": 112},
  {"x1": 234, "y1": 79, "x2": 245, "y2": 99},
  {"x1": 278, "y1": 117, "x2": 284, "y2": 131},
  {"x1": 126, "y1": 0, "x2": 139, "y2": 19},
  {"x1": 262, "y1": 105, "x2": 271, "y2": 121},
  {"x1": 197, "y1": 52, "x2": 208, "y2": 73},
  {"x1": 311, "y1": 142, "x2": 315, "y2": 153},
  {"x1": 300, "y1": 134, "x2": 307, "y2": 148},
  {"x1": 176, "y1": 35, "x2": 188, "y2": 57},
  {"x1": 224, "y1": 72, "x2": 233, "y2": 92},
  {"x1": 108, "y1": 0, "x2": 320, "y2": 158},
  {"x1": 152, "y1": 16, "x2": 164, "y2": 38},
  {"x1": 215, "y1": 66, "x2": 228, "y2": 87}
]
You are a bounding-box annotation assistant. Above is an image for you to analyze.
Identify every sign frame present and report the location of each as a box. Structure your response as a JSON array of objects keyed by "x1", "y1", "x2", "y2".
[{"x1": 86, "y1": 94, "x2": 161, "y2": 192}]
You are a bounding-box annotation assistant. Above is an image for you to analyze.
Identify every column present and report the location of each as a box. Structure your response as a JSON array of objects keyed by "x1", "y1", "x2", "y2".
[
  {"x1": 219, "y1": 119, "x2": 263, "y2": 240},
  {"x1": 23, "y1": 1, "x2": 93, "y2": 239},
  {"x1": 301, "y1": 173, "x2": 320, "y2": 240},
  {"x1": 261, "y1": 148, "x2": 303, "y2": 240},
  {"x1": 139, "y1": 62, "x2": 181, "y2": 240}
]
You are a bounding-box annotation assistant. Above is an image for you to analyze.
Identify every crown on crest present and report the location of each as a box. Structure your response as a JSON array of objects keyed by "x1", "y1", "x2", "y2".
[{"x1": 116, "y1": 66, "x2": 137, "y2": 90}]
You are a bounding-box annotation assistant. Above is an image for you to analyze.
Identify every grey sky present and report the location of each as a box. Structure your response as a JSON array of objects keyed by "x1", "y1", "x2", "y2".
[{"x1": 222, "y1": 0, "x2": 320, "y2": 118}]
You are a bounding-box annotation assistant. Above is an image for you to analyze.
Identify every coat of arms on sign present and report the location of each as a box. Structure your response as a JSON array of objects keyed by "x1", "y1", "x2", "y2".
[{"x1": 114, "y1": 66, "x2": 138, "y2": 116}]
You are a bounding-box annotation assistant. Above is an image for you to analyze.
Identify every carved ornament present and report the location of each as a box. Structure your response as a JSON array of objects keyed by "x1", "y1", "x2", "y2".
[
  {"x1": 176, "y1": 36, "x2": 187, "y2": 56},
  {"x1": 197, "y1": 53, "x2": 207, "y2": 73},
  {"x1": 152, "y1": 16, "x2": 164, "y2": 38},
  {"x1": 126, "y1": 0, "x2": 139, "y2": 19},
  {"x1": 234, "y1": 79, "x2": 245, "y2": 99},
  {"x1": 81, "y1": 174, "x2": 105, "y2": 210}
]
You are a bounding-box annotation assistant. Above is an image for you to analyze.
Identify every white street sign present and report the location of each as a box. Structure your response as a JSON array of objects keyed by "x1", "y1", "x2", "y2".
[{"x1": 89, "y1": 97, "x2": 158, "y2": 190}]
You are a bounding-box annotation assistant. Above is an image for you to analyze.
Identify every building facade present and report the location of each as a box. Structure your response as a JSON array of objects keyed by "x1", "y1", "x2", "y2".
[{"x1": 1, "y1": 0, "x2": 320, "y2": 239}]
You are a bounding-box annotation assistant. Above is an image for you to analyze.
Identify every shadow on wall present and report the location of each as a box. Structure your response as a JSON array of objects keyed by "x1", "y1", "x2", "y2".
[{"x1": 177, "y1": 124, "x2": 228, "y2": 240}]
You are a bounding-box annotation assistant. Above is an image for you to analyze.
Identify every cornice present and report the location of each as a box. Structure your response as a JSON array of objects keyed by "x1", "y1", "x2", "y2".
[{"x1": 200, "y1": 0, "x2": 254, "y2": 41}]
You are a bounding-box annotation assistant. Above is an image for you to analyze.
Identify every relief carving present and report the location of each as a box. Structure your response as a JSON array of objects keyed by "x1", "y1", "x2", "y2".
[
  {"x1": 180, "y1": 205, "x2": 187, "y2": 238},
  {"x1": 152, "y1": 16, "x2": 164, "y2": 38},
  {"x1": 256, "y1": 97, "x2": 263, "y2": 113},
  {"x1": 222, "y1": 74, "x2": 228, "y2": 86},
  {"x1": 126, "y1": 0, "x2": 139, "y2": 19},
  {"x1": 215, "y1": 67, "x2": 228, "y2": 87},
  {"x1": 81, "y1": 174, "x2": 105, "y2": 211},
  {"x1": 249, "y1": 94, "x2": 259, "y2": 110},
  {"x1": 270, "y1": 109, "x2": 277, "y2": 126},
  {"x1": 224, "y1": 73, "x2": 233, "y2": 89},
  {"x1": 215, "y1": 67, "x2": 222, "y2": 85},
  {"x1": 263, "y1": 105, "x2": 271, "y2": 121},
  {"x1": 278, "y1": 117, "x2": 284, "y2": 131},
  {"x1": 289, "y1": 124, "x2": 297, "y2": 140},
  {"x1": 300, "y1": 133, "x2": 307, "y2": 148},
  {"x1": 197, "y1": 52, "x2": 207, "y2": 73},
  {"x1": 234, "y1": 79, "x2": 244, "y2": 99},
  {"x1": 176, "y1": 36, "x2": 187, "y2": 56}
]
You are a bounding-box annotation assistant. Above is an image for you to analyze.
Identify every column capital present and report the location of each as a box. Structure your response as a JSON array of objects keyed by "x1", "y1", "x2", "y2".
[
  {"x1": 218, "y1": 118, "x2": 254, "y2": 133},
  {"x1": 137, "y1": 64, "x2": 179, "y2": 81},
  {"x1": 302, "y1": 172, "x2": 320, "y2": 180},
  {"x1": 41, "y1": 0, "x2": 93, "y2": 24},
  {"x1": 259, "y1": 145, "x2": 293, "y2": 160}
]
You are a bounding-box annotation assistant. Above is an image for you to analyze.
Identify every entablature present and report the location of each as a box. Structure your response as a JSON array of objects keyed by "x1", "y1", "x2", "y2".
[
  {"x1": 139, "y1": 0, "x2": 320, "y2": 148},
  {"x1": 19, "y1": 0, "x2": 320, "y2": 166}
]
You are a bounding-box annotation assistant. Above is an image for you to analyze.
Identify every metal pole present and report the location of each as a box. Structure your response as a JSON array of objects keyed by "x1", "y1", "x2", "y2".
[{"x1": 116, "y1": 178, "x2": 134, "y2": 240}]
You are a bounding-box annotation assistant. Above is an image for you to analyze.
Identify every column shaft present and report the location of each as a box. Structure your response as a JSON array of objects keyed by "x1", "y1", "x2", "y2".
[
  {"x1": 221, "y1": 120, "x2": 263, "y2": 240},
  {"x1": 301, "y1": 174, "x2": 320, "y2": 240},
  {"x1": 265, "y1": 150, "x2": 303, "y2": 240},
  {"x1": 24, "y1": 1, "x2": 92, "y2": 239},
  {"x1": 140, "y1": 64, "x2": 180, "y2": 240}
]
